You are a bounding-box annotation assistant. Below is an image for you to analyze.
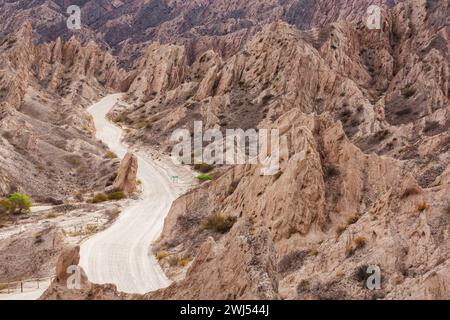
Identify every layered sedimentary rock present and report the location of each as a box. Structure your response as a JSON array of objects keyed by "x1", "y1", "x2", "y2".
[{"x1": 0, "y1": 22, "x2": 124, "y2": 199}]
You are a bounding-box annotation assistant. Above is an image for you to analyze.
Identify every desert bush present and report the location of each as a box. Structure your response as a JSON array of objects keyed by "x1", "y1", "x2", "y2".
[
  {"x1": 168, "y1": 256, "x2": 178, "y2": 267},
  {"x1": 417, "y1": 201, "x2": 428, "y2": 212},
  {"x1": 278, "y1": 250, "x2": 309, "y2": 274},
  {"x1": 86, "y1": 224, "x2": 98, "y2": 234},
  {"x1": 297, "y1": 280, "x2": 311, "y2": 294},
  {"x1": 196, "y1": 174, "x2": 213, "y2": 182},
  {"x1": 67, "y1": 224, "x2": 97, "y2": 237},
  {"x1": 354, "y1": 265, "x2": 370, "y2": 284},
  {"x1": 325, "y1": 165, "x2": 340, "y2": 178},
  {"x1": 0, "y1": 199, "x2": 12, "y2": 214},
  {"x1": 401, "y1": 85, "x2": 417, "y2": 98},
  {"x1": 0, "y1": 193, "x2": 32, "y2": 214},
  {"x1": 347, "y1": 214, "x2": 360, "y2": 225},
  {"x1": 104, "y1": 151, "x2": 118, "y2": 159},
  {"x1": 74, "y1": 192, "x2": 84, "y2": 202},
  {"x1": 193, "y1": 163, "x2": 214, "y2": 173},
  {"x1": 167, "y1": 255, "x2": 192, "y2": 267},
  {"x1": 65, "y1": 155, "x2": 82, "y2": 167},
  {"x1": 46, "y1": 212, "x2": 58, "y2": 219},
  {"x1": 177, "y1": 256, "x2": 193, "y2": 267},
  {"x1": 92, "y1": 193, "x2": 108, "y2": 203},
  {"x1": 346, "y1": 236, "x2": 367, "y2": 258},
  {"x1": 201, "y1": 213, "x2": 237, "y2": 234},
  {"x1": 354, "y1": 236, "x2": 367, "y2": 250},
  {"x1": 156, "y1": 252, "x2": 169, "y2": 260},
  {"x1": 107, "y1": 191, "x2": 126, "y2": 201}
]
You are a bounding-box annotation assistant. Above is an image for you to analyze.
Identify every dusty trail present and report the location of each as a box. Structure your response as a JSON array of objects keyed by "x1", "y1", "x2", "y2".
[{"x1": 79, "y1": 94, "x2": 192, "y2": 294}]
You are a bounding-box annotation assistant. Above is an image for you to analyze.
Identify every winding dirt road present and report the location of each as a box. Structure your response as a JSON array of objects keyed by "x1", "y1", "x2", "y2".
[{"x1": 79, "y1": 94, "x2": 192, "y2": 294}]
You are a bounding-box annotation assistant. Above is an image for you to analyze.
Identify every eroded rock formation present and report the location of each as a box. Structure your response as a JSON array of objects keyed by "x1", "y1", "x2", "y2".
[{"x1": 112, "y1": 153, "x2": 138, "y2": 196}]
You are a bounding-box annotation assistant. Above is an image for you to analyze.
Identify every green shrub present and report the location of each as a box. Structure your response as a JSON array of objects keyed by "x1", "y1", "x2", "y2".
[
  {"x1": 196, "y1": 174, "x2": 213, "y2": 182},
  {"x1": 0, "y1": 193, "x2": 32, "y2": 214},
  {"x1": 201, "y1": 214, "x2": 237, "y2": 234},
  {"x1": 107, "y1": 191, "x2": 126, "y2": 201},
  {"x1": 92, "y1": 193, "x2": 108, "y2": 203},
  {"x1": 193, "y1": 163, "x2": 214, "y2": 173}
]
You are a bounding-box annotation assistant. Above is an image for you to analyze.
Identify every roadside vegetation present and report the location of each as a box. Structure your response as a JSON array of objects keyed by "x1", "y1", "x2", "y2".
[
  {"x1": 90, "y1": 191, "x2": 126, "y2": 203},
  {"x1": 65, "y1": 224, "x2": 98, "y2": 237},
  {"x1": 0, "y1": 192, "x2": 32, "y2": 215},
  {"x1": 168, "y1": 254, "x2": 193, "y2": 267},
  {"x1": 193, "y1": 163, "x2": 214, "y2": 173},
  {"x1": 105, "y1": 151, "x2": 118, "y2": 159},
  {"x1": 201, "y1": 213, "x2": 237, "y2": 234},
  {"x1": 196, "y1": 174, "x2": 213, "y2": 182}
]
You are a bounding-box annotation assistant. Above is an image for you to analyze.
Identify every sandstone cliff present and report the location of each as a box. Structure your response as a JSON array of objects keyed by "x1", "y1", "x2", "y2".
[{"x1": 0, "y1": 22, "x2": 124, "y2": 199}]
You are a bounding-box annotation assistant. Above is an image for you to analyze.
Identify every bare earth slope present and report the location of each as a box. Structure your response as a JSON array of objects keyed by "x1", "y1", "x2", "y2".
[{"x1": 0, "y1": 22, "x2": 125, "y2": 200}]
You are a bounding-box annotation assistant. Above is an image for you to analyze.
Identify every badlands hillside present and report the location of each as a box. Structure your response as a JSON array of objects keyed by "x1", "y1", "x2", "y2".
[{"x1": 0, "y1": 0, "x2": 449, "y2": 300}]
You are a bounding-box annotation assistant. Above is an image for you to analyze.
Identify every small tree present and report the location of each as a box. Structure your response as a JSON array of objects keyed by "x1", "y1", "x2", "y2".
[{"x1": 1, "y1": 193, "x2": 32, "y2": 214}]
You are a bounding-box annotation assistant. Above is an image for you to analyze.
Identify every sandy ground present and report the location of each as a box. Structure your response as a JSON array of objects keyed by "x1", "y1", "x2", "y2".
[
  {"x1": 79, "y1": 94, "x2": 194, "y2": 294},
  {"x1": 0, "y1": 202, "x2": 120, "y2": 300},
  {"x1": 0, "y1": 280, "x2": 51, "y2": 300}
]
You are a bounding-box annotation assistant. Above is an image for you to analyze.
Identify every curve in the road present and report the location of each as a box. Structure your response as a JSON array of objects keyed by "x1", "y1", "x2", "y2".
[{"x1": 79, "y1": 94, "x2": 186, "y2": 294}]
